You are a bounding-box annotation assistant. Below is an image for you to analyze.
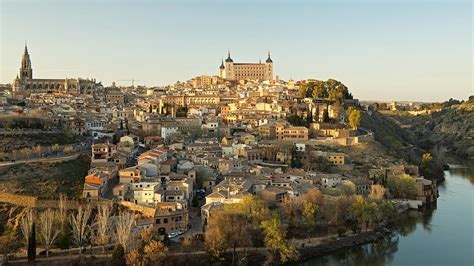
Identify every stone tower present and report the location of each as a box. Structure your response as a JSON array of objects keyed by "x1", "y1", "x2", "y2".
[
  {"x1": 224, "y1": 51, "x2": 234, "y2": 79},
  {"x1": 265, "y1": 51, "x2": 273, "y2": 81},
  {"x1": 19, "y1": 43, "x2": 33, "y2": 80},
  {"x1": 219, "y1": 59, "x2": 225, "y2": 78}
]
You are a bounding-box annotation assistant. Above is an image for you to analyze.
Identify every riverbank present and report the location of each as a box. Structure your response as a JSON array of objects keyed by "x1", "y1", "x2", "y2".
[
  {"x1": 295, "y1": 227, "x2": 392, "y2": 262},
  {"x1": 297, "y1": 166, "x2": 474, "y2": 265}
]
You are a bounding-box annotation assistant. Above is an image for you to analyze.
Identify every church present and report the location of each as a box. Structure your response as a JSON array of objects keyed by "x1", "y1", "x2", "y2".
[
  {"x1": 12, "y1": 44, "x2": 98, "y2": 98},
  {"x1": 219, "y1": 51, "x2": 273, "y2": 81}
]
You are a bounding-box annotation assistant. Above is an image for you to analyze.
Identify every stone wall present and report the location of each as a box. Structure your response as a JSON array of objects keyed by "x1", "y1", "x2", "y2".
[
  {"x1": 0, "y1": 192, "x2": 81, "y2": 209},
  {"x1": 0, "y1": 192, "x2": 36, "y2": 207}
]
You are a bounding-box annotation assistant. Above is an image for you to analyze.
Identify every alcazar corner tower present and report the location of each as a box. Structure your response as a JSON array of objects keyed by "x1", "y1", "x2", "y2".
[{"x1": 219, "y1": 51, "x2": 273, "y2": 81}]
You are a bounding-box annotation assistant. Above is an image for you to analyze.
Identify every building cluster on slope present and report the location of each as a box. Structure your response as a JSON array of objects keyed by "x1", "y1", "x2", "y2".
[{"x1": 0, "y1": 45, "x2": 438, "y2": 238}]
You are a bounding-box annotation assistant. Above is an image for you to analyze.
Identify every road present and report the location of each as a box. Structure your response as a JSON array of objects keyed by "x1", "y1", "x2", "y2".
[{"x1": 0, "y1": 151, "x2": 88, "y2": 167}]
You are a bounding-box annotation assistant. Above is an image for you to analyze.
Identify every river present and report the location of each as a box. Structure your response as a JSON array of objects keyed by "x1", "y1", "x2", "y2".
[{"x1": 298, "y1": 163, "x2": 474, "y2": 266}]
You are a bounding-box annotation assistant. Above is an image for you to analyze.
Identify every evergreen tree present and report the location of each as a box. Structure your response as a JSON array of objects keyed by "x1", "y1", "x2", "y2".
[
  {"x1": 112, "y1": 244, "x2": 126, "y2": 266},
  {"x1": 306, "y1": 105, "x2": 313, "y2": 126},
  {"x1": 27, "y1": 222, "x2": 36, "y2": 262},
  {"x1": 323, "y1": 104, "x2": 330, "y2": 123},
  {"x1": 315, "y1": 104, "x2": 320, "y2": 122}
]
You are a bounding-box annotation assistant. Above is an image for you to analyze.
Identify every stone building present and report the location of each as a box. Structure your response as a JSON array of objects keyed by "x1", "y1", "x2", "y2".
[
  {"x1": 12, "y1": 44, "x2": 97, "y2": 98},
  {"x1": 219, "y1": 51, "x2": 273, "y2": 81}
]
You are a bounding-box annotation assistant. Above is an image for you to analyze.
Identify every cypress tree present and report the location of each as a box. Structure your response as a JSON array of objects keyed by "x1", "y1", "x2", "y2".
[{"x1": 27, "y1": 222, "x2": 36, "y2": 262}]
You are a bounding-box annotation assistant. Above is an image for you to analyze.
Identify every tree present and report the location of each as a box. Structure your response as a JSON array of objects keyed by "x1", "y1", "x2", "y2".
[
  {"x1": 34, "y1": 145, "x2": 41, "y2": 158},
  {"x1": 420, "y1": 152, "x2": 434, "y2": 179},
  {"x1": 38, "y1": 209, "x2": 60, "y2": 257},
  {"x1": 20, "y1": 147, "x2": 32, "y2": 160},
  {"x1": 347, "y1": 107, "x2": 362, "y2": 129},
  {"x1": 56, "y1": 191, "x2": 70, "y2": 250},
  {"x1": 0, "y1": 234, "x2": 21, "y2": 264},
  {"x1": 205, "y1": 208, "x2": 251, "y2": 264},
  {"x1": 115, "y1": 211, "x2": 135, "y2": 253},
  {"x1": 314, "y1": 104, "x2": 320, "y2": 122},
  {"x1": 341, "y1": 182, "x2": 356, "y2": 196},
  {"x1": 52, "y1": 144, "x2": 60, "y2": 155},
  {"x1": 322, "y1": 104, "x2": 330, "y2": 122},
  {"x1": 112, "y1": 244, "x2": 126, "y2": 266},
  {"x1": 350, "y1": 196, "x2": 376, "y2": 231},
  {"x1": 94, "y1": 204, "x2": 112, "y2": 252},
  {"x1": 27, "y1": 222, "x2": 36, "y2": 262},
  {"x1": 287, "y1": 114, "x2": 306, "y2": 126},
  {"x1": 63, "y1": 146, "x2": 74, "y2": 154},
  {"x1": 69, "y1": 206, "x2": 91, "y2": 251},
  {"x1": 298, "y1": 83, "x2": 310, "y2": 98},
  {"x1": 379, "y1": 200, "x2": 397, "y2": 225},
  {"x1": 58, "y1": 194, "x2": 68, "y2": 226},
  {"x1": 20, "y1": 209, "x2": 35, "y2": 246},
  {"x1": 144, "y1": 240, "x2": 168, "y2": 264},
  {"x1": 126, "y1": 249, "x2": 141, "y2": 265},
  {"x1": 261, "y1": 216, "x2": 297, "y2": 263},
  {"x1": 369, "y1": 184, "x2": 386, "y2": 201},
  {"x1": 387, "y1": 174, "x2": 417, "y2": 199},
  {"x1": 302, "y1": 201, "x2": 317, "y2": 231},
  {"x1": 306, "y1": 105, "x2": 313, "y2": 126}
]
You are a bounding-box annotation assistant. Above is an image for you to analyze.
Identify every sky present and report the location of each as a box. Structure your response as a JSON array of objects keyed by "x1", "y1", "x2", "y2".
[{"x1": 0, "y1": 0, "x2": 472, "y2": 102}]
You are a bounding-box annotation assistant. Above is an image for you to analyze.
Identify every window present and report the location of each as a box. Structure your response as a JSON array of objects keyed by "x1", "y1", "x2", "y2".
[
  {"x1": 156, "y1": 219, "x2": 161, "y2": 224},
  {"x1": 164, "y1": 218, "x2": 168, "y2": 223}
]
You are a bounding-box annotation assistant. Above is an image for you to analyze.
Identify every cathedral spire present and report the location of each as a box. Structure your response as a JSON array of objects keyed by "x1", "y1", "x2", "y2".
[{"x1": 19, "y1": 43, "x2": 33, "y2": 80}]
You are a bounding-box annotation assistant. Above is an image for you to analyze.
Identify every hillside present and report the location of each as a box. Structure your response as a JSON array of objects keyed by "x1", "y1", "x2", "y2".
[
  {"x1": 0, "y1": 154, "x2": 89, "y2": 200},
  {"x1": 0, "y1": 131, "x2": 85, "y2": 153},
  {"x1": 385, "y1": 99, "x2": 474, "y2": 160}
]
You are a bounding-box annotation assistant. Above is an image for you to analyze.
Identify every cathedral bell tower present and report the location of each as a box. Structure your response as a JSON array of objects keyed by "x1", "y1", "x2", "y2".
[{"x1": 19, "y1": 43, "x2": 33, "y2": 80}]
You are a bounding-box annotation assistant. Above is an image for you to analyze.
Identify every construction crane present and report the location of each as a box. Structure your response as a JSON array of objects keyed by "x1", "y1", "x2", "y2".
[{"x1": 117, "y1": 79, "x2": 140, "y2": 87}]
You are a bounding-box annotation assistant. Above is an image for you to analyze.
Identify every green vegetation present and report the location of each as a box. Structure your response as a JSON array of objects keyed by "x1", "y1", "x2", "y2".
[
  {"x1": 347, "y1": 107, "x2": 362, "y2": 129},
  {"x1": 0, "y1": 154, "x2": 89, "y2": 199},
  {"x1": 387, "y1": 174, "x2": 417, "y2": 199},
  {"x1": 261, "y1": 215, "x2": 298, "y2": 263},
  {"x1": 386, "y1": 97, "x2": 474, "y2": 160},
  {"x1": 0, "y1": 115, "x2": 50, "y2": 130},
  {"x1": 0, "y1": 132, "x2": 84, "y2": 153},
  {"x1": 287, "y1": 114, "x2": 306, "y2": 127},
  {"x1": 361, "y1": 111, "x2": 409, "y2": 150},
  {"x1": 298, "y1": 79, "x2": 353, "y2": 104}
]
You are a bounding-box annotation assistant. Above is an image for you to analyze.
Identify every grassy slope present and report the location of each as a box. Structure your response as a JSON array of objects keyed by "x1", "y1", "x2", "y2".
[
  {"x1": 0, "y1": 132, "x2": 85, "y2": 152},
  {"x1": 0, "y1": 154, "x2": 89, "y2": 199},
  {"x1": 384, "y1": 102, "x2": 474, "y2": 159}
]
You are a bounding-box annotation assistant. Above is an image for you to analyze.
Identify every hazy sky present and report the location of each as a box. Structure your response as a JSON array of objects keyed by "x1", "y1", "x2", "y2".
[{"x1": 0, "y1": 0, "x2": 472, "y2": 101}]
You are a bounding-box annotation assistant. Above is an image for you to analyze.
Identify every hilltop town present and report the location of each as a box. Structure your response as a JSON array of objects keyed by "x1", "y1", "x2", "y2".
[{"x1": 0, "y1": 46, "x2": 445, "y2": 265}]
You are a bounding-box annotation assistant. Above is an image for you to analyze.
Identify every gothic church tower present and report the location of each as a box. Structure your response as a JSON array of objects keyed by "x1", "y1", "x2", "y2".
[{"x1": 19, "y1": 43, "x2": 33, "y2": 80}]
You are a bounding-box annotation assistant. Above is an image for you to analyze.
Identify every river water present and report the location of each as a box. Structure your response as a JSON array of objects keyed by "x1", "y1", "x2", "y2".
[{"x1": 298, "y1": 164, "x2": 474, "y2": 266}]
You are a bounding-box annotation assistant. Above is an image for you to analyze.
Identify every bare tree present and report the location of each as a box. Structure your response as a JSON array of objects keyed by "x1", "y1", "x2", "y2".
[
  {"x1": 58, "y1": 194, "x2": 68, "y2": 226},
  {"x1": 20, "y1": 209, "x2": 35, "y2": 245},
  {"x1": 115, "y1": 211, "x2": 135, "y2": 253},
  {"x1": 51, "y1": 144, "x2": 60, "y2": 155},
  {"x1": 34, "y1": 145, "x2": 41, "y2": 158},
  {"x1": 69, "y1": 206, "x2": 92, "y2": 252},
  {"x1": 94, "y1": 204, "x2": 112, "y2": 252},
  {"x1": 38, "y1": 209, "x2": 60, "y2": 257},
  {"x1": 20, "y1": 148, "x2": 32, "y2": 160}
]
